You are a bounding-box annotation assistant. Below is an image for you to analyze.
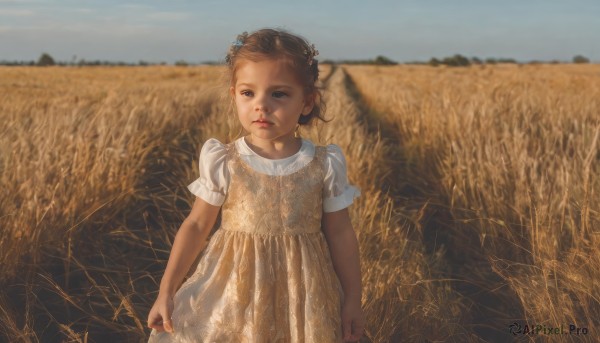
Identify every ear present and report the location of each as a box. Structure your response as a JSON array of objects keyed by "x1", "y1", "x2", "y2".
[
  {"x1": 229, "y1": 86, "x2": 235, "y2": 98},
  {"x1": 301, "y1": 92, "x2": 315, "y2": 115}
]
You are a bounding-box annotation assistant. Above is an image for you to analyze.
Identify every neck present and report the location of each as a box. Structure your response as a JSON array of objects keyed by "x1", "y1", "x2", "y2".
[{"x1": 245, "y1": 135, "x2": 302, "y2": 160}]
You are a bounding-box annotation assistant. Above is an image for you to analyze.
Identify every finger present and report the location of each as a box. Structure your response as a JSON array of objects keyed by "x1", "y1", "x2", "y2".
[
  {"x1": 148, "y1": 322, "x2": 165, "y2": 332},
  {"x1": 163, "y1": 318, "x2": 174, "y2": 333},
  {"x1": 158, "y1": 306, "x2": 174, "y2": 333},
  {"x1": 147, "y1": 314, "x2": 158, "y2": 328},
  {"x1": 147, "y1": 317, "x2": 162, "y2": 330}
]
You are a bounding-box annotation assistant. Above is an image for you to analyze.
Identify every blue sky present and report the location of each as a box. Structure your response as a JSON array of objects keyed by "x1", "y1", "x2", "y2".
[{"x1": 1, "y1": 0, "x2": 599, "y2": 63}]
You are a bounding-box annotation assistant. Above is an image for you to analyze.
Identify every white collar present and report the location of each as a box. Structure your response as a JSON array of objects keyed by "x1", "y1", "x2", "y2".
[{"x1": 234, "y1": 136, "x2": 316, "y2": 175}]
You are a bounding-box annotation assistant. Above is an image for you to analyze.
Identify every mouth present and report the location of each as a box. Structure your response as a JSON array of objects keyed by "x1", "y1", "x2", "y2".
[{"x1": 253, "y1": 119, "x2": 273, "y2": 124}]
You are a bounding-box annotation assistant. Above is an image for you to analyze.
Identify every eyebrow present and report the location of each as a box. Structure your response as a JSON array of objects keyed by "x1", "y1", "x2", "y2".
[{"x1": 237, "y1": 83, "x2": 294, "y2": 89}]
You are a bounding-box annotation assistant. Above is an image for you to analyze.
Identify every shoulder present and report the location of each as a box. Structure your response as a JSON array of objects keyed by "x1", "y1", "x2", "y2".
[
  {"x1": 201, "y1": 138, "x2": 228, "y2": 155},
  {"x1": 311, "y1": 143, "x2": 349, "y2": 181},
  {"x1": 188, "y1": 139, "x2": 232, "y2": 206},
  {"x1": 200, "y1": 138, "x2": 231, "y2": 163},
  {"x1": 324, "y1": 144, "x2": 344, "y2": 158},
  {"x1": 320, "y1": 143, "x2": 360, "y2": 211},
  {"x1": 311, "y1": 141, "x2": 345, "y2": 160},
  {"x1": 321, "y1": 144, "x2": 347, "y2": 172},
  {"x1": 198, "y1": 138, "x2": 233, "y2": 180}
]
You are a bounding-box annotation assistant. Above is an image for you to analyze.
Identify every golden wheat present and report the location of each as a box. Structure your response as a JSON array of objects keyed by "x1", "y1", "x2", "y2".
[
  {"x1": 1, "y1": 64, "x2": 598, "y2": 342},
  {"x1": 346, "y1": 63, "x2": 600, "y2": 342}
]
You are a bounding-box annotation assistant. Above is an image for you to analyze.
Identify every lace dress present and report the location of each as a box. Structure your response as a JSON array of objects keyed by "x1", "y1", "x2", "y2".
[{"x1": 148, "y1": 137, "x2": 360, "y2": 343}]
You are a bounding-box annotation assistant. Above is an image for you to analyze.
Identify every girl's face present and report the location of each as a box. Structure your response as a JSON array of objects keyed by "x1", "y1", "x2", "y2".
[{"x1": 230, "y1": 58, "x2": 313, "y2": 146}]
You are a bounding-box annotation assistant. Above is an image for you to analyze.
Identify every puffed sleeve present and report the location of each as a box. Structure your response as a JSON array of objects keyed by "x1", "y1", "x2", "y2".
[
  {"x1": 322, "y1": 144, "x2": 361, "y2": 212},
  {"x1": 187, "y1": 138, "x2": 230, "y2": 206}
]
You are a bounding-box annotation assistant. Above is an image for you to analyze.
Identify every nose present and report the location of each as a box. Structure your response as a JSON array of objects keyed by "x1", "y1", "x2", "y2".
[
  {"x1": 255, "y1": 104, "x2": 268, "y2": 113},
  {"x1": 254, "y1": 94, "x2": 270, "y2": 114}
]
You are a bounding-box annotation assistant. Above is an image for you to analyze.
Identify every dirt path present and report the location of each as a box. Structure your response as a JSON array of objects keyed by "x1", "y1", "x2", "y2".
[{"x1": 314, "y1": 66, "x2": 464, "y2": 342}]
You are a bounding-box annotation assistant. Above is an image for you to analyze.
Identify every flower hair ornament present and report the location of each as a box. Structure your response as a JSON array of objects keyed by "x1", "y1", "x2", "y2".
[
  {"x1": 305, "y1": 44, "x2": 319, "y2": 66},
  {"x1": 232, "y1": 31, "x2": 248, "y2": 48},
  {"x1": 226, "y1": 31, "x2": 248, "y2": 64}
]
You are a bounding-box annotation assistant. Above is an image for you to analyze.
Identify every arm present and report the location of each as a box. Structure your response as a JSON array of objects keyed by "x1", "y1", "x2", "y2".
[
  {"x1": 159, "y1": 196, "x2": 221, "y2": 298},
  {"x1": 148, "y1": 196, "x2": 221, "y2": 333},
  {"x1": 322, "y1": 208, "x2": 362, "y2": 304},
  {"x1": 322, "y1": 208, "x2": 365, "y2": 341}
]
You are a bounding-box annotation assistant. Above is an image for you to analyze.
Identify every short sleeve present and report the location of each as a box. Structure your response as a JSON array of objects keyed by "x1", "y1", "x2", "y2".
[
  {"x1": 187, "y1": 138, "x2": 230, "y2": 206},
  {"x1": 322, "y1": 144, "x2": 361, "y2": 212}
]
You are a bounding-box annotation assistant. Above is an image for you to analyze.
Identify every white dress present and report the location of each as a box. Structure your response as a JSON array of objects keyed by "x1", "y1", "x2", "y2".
[{"x1": 148, "y1": 136, "x2": 360, "y2": 343}]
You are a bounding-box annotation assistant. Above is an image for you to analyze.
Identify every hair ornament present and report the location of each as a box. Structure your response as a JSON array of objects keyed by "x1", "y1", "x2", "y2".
[
  {"x1": 226, "y1": 31, "x2": 249, "y2": 64},
  {"x1": 232, "y1": 31, "x2": 248, "y2": 48},
  {"x1": 305, "y1": 43, "x2": 319, "y2": 66},
  {"x1": 233, "y1": 31, "x2": 248, "y2": 48},
  {"x1": 232, "y1": 39, "x2": 244, "y2": 48}
]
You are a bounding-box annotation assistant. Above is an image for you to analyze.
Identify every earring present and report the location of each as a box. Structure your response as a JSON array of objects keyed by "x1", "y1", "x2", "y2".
[{"x1": 294, "y1": 124, "x2": 300, "y2": 138}]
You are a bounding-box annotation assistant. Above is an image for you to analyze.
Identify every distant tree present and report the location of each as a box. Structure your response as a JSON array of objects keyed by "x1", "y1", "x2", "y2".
[
  {"x1": 428, "y1": 57, "x2": 440, "y2": 67},
  {"x1": 373, "y1": 55, "x2": 397, "y2": 65},
  {"x1": 201, "y1": 60, "x2": 221, "y2": 65},
  {"x1": 175, "y1": 60, "x2": 189, "y2": 66},
  {"x1": 497, "y1": 58, "x2": 517, "y2": 64},
  {"x1": 485, "y1": 58, "x2": 497, "y2": 65},
  {"x1": 442, "y1": 54, "x2": 470, "y2": 67},
  {"x1": 471, "y1": 57, "x2": 483, "y2": 65},
  {"x1": 37, "y1": 53, "x2": 55, "y2": 66},
  {"x1": 573, "y1": 55, "x2": 590, "y2": 64},
  {"x1": 404, "y1": 60, "x2": 427, "y2": 65}
]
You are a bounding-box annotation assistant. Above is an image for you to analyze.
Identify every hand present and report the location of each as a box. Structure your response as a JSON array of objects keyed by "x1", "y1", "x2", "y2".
[
  {"x1": 147, "y1": 293, "x2": 175, "y2": 334},
  {"x1": 341, "y1": 299, "x2": 365, "y2": 342}
]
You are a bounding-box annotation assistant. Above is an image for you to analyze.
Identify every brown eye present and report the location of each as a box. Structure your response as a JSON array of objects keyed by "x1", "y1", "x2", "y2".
[{"x1": 272, "y1": 91, "x2": 287, "y2": 98}]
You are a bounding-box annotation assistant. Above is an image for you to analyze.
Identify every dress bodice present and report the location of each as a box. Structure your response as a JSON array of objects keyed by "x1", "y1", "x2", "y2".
[{"x1": 220, "y1": 142, "x2": 327, "y2": 235}]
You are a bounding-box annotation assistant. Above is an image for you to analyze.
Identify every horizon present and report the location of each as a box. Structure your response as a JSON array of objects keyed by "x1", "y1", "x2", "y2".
[
  {"x1": 1, "y1": 53, "x2": 593, "y2": 66},
  {"x1": 1, "y1": 0, "x2": 599, "y2": 64}
]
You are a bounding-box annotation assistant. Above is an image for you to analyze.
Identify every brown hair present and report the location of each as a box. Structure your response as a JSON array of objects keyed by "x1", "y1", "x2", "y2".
[{"x1": 225, "y1": 28, "x2": 327, "y2": 126}]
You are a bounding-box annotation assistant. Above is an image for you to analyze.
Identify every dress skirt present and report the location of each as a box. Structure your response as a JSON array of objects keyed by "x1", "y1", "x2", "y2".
[{"x1": 148, "y1": 228, "x2": 344, "y2": 343}]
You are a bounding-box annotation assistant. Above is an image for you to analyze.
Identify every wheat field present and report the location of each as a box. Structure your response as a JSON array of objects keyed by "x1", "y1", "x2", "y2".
[{"x1": 1, "y1": 64, "x2": 598, "y2": 342}]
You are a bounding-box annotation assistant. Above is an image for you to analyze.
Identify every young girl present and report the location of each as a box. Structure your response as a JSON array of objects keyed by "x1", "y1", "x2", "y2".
[{"x1": 147, "y1": 28, "x2": 365, "y2": 343}]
